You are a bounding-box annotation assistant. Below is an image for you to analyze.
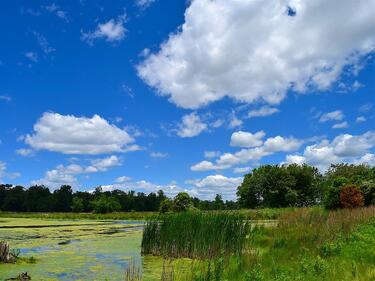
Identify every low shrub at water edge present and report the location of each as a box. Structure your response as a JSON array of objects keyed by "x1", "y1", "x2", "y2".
[{"x1": 141, "y1": 211, "x2": 249, "y2": 259}]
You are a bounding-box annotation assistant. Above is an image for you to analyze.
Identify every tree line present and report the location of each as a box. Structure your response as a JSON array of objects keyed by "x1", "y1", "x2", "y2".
[
  {"x1": 1, "y1": 163, "x2": 374, "y2": 213},
  {"x1": 237, "y1": 163, "x2": 375, "y2": 209},
  {"x1": 0, "y1": 185, "x2": 237, "y2": 213}
]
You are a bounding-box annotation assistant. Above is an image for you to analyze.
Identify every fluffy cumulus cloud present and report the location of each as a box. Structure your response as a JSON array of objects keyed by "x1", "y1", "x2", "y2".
[
  {"x1": 192, "y1": 132, "x2": 302, "y2": 171},
  {"x1": 81, "y1": 13, "x2": 127, "y2": 45},
  {"x1": 286, "y1": 131, "x2": 375, "y2": 170},
  {"x1": 138, "y1": 0, "x2": 375, "y2": 109},
  {"x1": 177, "y1": 112, "x2": 207, "y2": 138},
  {"x1": 230, "y1": 131, "x2": 265, "y2": 148},
  {"x1": 33, "y1": 155, "x2": 121, "y2": 188},
  {"x1": 24, "y1": 112, "x2": 137, "y2": 155},
  {"x1": 187, "y1": 175, "x2": 243, "y2": 200}
]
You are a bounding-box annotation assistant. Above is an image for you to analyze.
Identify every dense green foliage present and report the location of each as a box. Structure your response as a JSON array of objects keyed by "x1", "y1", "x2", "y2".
[
  {"x1": 0, "y1": 184, "x2": 237, "y2": 213},
  {"x1": 238, "y1": 163, "x2": 375, "y2": 209},
  {"x1": 237, "y1": 164, "x2": 322, "y2": 208},
  {"x1": 142, "y1": 212, "x2": 249, "y2": 259}
]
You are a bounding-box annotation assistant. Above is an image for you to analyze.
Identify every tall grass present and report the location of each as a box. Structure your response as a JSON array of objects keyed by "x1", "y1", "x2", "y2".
[
  {"x1": 274, "y1": 206, "x2": 375, "y2": 248},
  {"x1": 141, "y1": 211, "x2": 249, "y2": 259}
]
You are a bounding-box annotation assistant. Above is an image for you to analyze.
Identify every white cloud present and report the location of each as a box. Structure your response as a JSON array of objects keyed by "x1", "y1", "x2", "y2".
[
  {"x1": 356, "y1": 116, "x2": 366, "y2": 123},
  {"x1": 115, "y1": 176, "x2": 132, "y2": 183},
  {"x1": 359, "y1": 104, "x2": 372, "y2": 112},
  {"x1": 191, "y1": 160, "x2": 228, "y2": 172},
  {"x1": 248, "y1": 106, "x2": 279, "y2": 118},
  {"x1": 0, "y1": 162, "x2": 20, "y2": 183},
  {"x1": 192, "y1": 134, "x2": 302, "y2": 171},
  {"x1": 33, "y1": 32, "x2": 55, "y2": 54},
  {"x1": 187, "y1": 175, "x2": 243, "y2": 200},
  {"x1": 16, "y1": 149, "x2": 34, "y2": 157},
  {"x1": 204, "y1": 151, "x2": 220, "y2": 158},
  {"x1": 102, "y1": 180, "x2": 187, "y2": 198},
  {"x1": 319, "y1": 110, "x2": 344, "y2": 123},
  {"x1": 45, "y1": 3, "x2": 68, "y2": 21},
  {"x1": 285, "y1": 154, "x2": 306, "y2": 165},
  {"x1": 286, "y1": 131, "x2": 375, "y2": 170},
  {"x1": 150, "y1": 152, "x2": 168, "y2": 158},
  {"x1": 135, "y1": 0, "x2": 156, "y2": 9},
  {"x1": 230, "y1": 131, "x2": 265, "y2": 148},
  {"x1": 354, "y1": 153, "x2": 375, "y2": 166},
  {"x1": 233, "y1": 166, "x2": 251, "y2": 174},
  {"x1": 81, "y1": 13, "x2": 127, "y2": 45},
  {"x1": 211, "y1": 119, "x2": 224, "y2": 128},
  {"x1": 332, "y1": 121, "x2": 349, "y2": 129},
  {"x1": 25, "y1": 112, "x2": 136, "y2": 155},
  {"x1": 24, "y1": 52, "x2": 38, "y2": 62},
  {"x1": 138, "y1": 0, "x2": 375, "y2": 109},
  {"x1": 177, "y1": 112, "x2": 207, "y2": 138},
  {"x1": 228, "y1": 114, "x2": 243, "y2": 129},
  {"x1": 87, "y1": 155, "x2": 121, "y2": 172},
  {"x1": 0, "y1": 162, "x2": 6, "y2": 183},
  {"x1": 33, "y1": 155, "x2": 121, "y2": 188}
]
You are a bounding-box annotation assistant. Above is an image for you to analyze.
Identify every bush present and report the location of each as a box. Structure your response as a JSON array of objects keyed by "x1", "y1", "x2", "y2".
[{"x1": 340, "y1": 184, "x2": 365, "y2": 209}]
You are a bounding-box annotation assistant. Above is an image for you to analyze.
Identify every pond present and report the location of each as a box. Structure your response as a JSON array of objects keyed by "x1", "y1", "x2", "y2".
[{"x1": 0, "y1": 218, "x2": 162, "y2": 281}]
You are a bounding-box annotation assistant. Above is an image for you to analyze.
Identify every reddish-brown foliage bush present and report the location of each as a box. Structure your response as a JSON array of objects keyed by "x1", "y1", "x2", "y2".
[{"x1": 340, "y1": 184, "x2": 365, "y2": 209}]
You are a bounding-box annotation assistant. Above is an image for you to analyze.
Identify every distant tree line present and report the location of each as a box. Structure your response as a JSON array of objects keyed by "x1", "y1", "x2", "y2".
[
  {"x1": 1, "y1": 163, "x2": 374, "y2": 213},
  {"x1": 0, "y1": 185, "x2": 238, "y2": 213},
  {"x1": 237, "y1": 163, "x2": 375, "y2": 209}
]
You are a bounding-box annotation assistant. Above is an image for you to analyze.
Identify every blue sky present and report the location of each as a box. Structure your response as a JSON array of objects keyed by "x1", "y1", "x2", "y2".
[{"x1": 0, "y1": 0, "x2": 374, "y2": 200}]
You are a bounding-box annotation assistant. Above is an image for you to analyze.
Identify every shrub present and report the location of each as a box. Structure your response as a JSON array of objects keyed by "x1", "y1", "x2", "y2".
[{"x1": 340, "y1": 184, "x2": 365, "y2": 209}]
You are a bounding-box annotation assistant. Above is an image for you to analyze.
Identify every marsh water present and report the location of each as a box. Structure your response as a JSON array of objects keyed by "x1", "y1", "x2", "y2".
[{"x1": 0, "y1": 218, "x2": 162, "y2": 281}]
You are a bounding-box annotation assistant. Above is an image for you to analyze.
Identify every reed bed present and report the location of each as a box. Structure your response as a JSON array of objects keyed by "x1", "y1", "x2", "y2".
[{"x1": 141, "y1": 211, "x2": 249, "y2": 259}]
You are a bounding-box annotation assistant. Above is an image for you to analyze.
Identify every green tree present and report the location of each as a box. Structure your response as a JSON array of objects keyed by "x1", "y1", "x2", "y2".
[
  {"x1": 214, "y1": 194, "x2": 225, "y2": 210},
  {"x1": 323, "y1": 177, "x2": 350, "y2": 209},
  {"x1": 173, "y1": 192, "x2": 192, "y2": 212},
  {"x1": 53, "y1": 185, "x2": 73, "y2": 212},
  {"x1": 91, "y1": 195, "x2": 121, "y2": 213},
  {"x1": 159, "y1": 198, "x2": 172, "y2": 213},
  {"x1": 72, "y1": 197, "x2": 85, "y2": 212}
]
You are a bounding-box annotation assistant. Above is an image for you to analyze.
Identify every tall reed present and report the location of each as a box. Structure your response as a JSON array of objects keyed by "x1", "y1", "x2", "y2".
[{"x1": 141, "y1": 211, "x2": 249, "y2": 259}]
